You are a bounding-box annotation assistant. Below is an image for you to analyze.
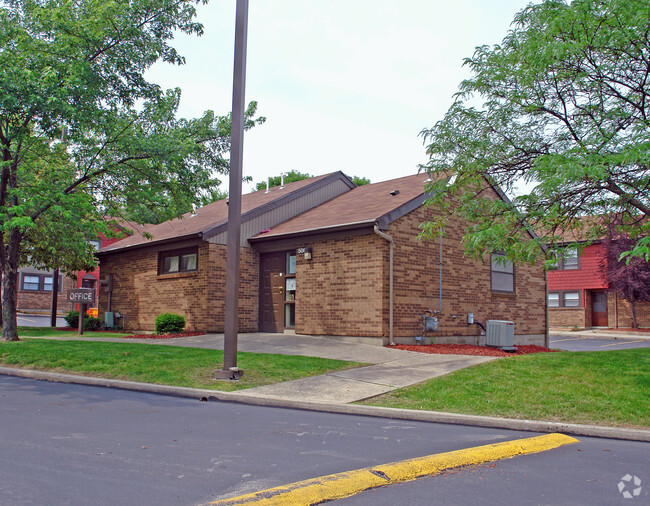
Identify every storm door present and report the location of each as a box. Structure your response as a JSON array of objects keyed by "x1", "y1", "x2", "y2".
[
  {"x1": 259, "y1": 251, "x2": 296, "y2": 332},
  {"x1": 591, "y1": 291, "x2": 608, "y2": 327}
]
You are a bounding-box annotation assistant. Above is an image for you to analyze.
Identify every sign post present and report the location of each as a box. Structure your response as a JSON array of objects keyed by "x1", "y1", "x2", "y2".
[{"x1": 67, "y1": 289, "x2": 95, "y2": 335}]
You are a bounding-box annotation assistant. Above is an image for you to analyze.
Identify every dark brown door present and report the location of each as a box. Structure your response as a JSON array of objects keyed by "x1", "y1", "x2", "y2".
[
  {"x1": 259, "y1": 252, "x2": 285, "y2": 332},
  {"x1": 591, "y1": 291, "x2": 608, "y2": 327}
]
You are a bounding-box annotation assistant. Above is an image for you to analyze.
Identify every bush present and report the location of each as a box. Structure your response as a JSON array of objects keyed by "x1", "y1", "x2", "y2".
[
  {"x1": 64, "y1": 311, "x2": 102, "y2": 330},
  {"x1": 64, "y1": 310, "x2": 79, "y2": 328},
  {"x1": 83, "y1": 317, "x2": 102, "y2": 331},
  {"x1": 155, "y1": 313, "x2": 186, "y2": 334}
]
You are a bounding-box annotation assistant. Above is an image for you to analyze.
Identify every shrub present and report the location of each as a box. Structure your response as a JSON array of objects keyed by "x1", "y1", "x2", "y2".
[
  {"x1": 155, "y1": 313, "x2": 186, "y2": 334},
  {"x1": 83, "y1": 317, "x2": 102, "y2": 331},
  {"x1": 64, "y1": 310, "x2": 79, "y2": 328}
]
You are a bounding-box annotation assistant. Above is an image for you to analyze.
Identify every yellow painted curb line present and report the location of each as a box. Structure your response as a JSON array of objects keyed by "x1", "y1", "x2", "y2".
[{"x1": 211, "y1": 433, "x2": 578, "y2": 505}]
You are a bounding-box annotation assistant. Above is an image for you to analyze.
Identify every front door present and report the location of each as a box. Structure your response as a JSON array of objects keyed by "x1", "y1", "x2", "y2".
[
  {"x1": 591, "y1": 291, "x2": 608, "y2": 327},
  {"x1": 259, "y1": 252, "x2": 285, "y2": 332}
]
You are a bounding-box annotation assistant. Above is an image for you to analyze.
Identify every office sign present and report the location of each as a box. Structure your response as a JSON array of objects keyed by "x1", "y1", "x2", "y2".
[{"x1": 67, "y1": 288, "x2": 95, "y2": 304}]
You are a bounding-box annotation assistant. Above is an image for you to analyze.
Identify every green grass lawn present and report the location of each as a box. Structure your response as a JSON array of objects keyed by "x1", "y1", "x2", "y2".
[
  {"x1": 0, "y1": 339, "x2": 364, "y2": 391},
  {"x1": 17, "y1": 327, "x2": 128, "y2": 338},
  {"x1": 360, "y1": 348, "x2": 650, "y2": 429}
]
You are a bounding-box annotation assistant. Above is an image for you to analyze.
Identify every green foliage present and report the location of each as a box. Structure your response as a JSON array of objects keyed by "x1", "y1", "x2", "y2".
[
  {"x1": 63, "y1": 311, "x2": 101, "y2": 330},
  {"x1": 254, "y1": 171, "x2": 371, "y2": 191},
  {"x1": 155, "y1": 313, "x2": 186, "y2": 334},
  {"x1": 419, "y1": 0, "x2": 650, "y2": 263},
  {"x1": 0, "y1": 0, "x2": 264, "y2": 340},
  {"x1": 255, "y1": 170, "x2": 312, "y2": 191},
  {"x1": 64, "y1": 311, "x2": 79, "y2": 328},
  {"x1": 350, "y1": 175, "x2": 371, "y2": 186},
  {"x1": 83, "y1": 317, "x2": 102, "y2": 331}
]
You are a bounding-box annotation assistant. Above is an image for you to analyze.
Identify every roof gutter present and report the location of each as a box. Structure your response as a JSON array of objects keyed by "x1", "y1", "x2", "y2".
[
  {"x1": 249, "y1": 220, "x2": 376, "y2": 243},
  {"x1": 96, "y1": 232, "x2": 204, "y2": 256},
  {"x1": 374, "y1": 225, "x2": 394, "y2": 346}
]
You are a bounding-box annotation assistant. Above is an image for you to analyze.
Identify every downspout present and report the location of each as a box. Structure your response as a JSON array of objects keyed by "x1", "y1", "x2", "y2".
[
  {"x1": 374, "y1": 225, "x2": 394, "y2": 345},
  {"x1": 544, "y1": 270, "x2": 549, "y2": 348},
  {"x1": 439, "y1": 231, "x2": 443, "y2": 314}
]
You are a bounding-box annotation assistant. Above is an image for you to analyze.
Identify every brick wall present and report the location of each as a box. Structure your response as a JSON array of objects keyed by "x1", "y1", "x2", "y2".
[
  {"x1": 292, "y1": 202, "x2": 546, "y2": 344},
  {"x1": 549, "y1": 308, "x2": 586, "y2": 328},
  {"x1": 549, "y1": 292, "x2": 650, "y2": 329},
  {"x1": 609, "y1": 295, "x2": 650, "y2": 329},
  {"x1": 390, "y1": 205, "x2": 547, "y2": 344},
  {"x1": 98, "y1": 241, "x2": 259, "y2": 332},
  {"x1": 295, "y1": 233, "x2": 386, "y2": 337},
  {"x1": 17, "y1": 276, "x2": 75, "y2": 312}
]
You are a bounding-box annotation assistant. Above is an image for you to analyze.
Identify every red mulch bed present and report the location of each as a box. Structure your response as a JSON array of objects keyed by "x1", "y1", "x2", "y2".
[
  {"x1": 54, "y1": 328, "x2": 203, "y2": 339},
  {"x1": 388, "y1": 343, "x2": 561, "y2": 357},
  {"x1": 55, "y1": 327, "x2": 129, "y2": 333},
  {"x1": 121, "y1": 332, "x2": 203, "y2": 339}
]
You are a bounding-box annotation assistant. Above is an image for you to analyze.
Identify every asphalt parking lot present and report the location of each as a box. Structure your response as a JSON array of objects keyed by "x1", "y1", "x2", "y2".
[{"x1": 549, "y1": 334, "x2": 650, "y2": 352}]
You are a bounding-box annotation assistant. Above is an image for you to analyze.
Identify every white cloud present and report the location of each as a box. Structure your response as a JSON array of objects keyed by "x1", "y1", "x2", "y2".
[{"x1": 146, "y1": 0, "x2": 536, "y2": 192}]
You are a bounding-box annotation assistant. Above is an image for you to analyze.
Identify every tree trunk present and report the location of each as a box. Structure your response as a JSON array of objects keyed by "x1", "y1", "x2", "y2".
[
  {"x1": 630, "y1": 301, "x2": 638, "y2": 329},
  {"x1": 1, "y1": 229, "x2": 22, "y2": 341}
]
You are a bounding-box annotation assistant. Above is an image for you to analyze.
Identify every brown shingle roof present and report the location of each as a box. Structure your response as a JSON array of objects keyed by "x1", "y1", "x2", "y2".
[
  {"x1": 250, "y1": 173, "x2": 432, "y2": 241},
  {"x1": 99, "y1": 173, "x2": 337, "y2": 253}
]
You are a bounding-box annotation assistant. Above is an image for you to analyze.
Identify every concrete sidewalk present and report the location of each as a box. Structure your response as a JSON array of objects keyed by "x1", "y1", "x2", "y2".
[{"x1": 21, "y1": 332, "x2": 495, "y2": 403}]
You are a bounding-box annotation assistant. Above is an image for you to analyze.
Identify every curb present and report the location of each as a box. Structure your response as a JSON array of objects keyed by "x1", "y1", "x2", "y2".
[
  {"x1": 2, "y1": 367, "x2": 649, "y2": 442},
  {"x1": 209, "y1": 433, "x2": 578, "y2": 505}
]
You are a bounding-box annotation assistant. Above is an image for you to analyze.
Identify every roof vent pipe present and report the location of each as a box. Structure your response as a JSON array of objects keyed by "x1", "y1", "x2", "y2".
[
  {"x1": 280, "y1": 173, "x2": 285, "y2": 189},
  {"x1": 374, "y1": 225, "x2": 394, "y2": 345},
  {"x1": 265, "y1": 177, "x2": 270, "y2": 193}
]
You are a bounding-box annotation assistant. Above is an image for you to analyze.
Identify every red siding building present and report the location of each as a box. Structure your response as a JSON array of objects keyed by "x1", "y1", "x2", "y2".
[{"x1": 547, "y1": 239, "x2": 650, "y2": 329}]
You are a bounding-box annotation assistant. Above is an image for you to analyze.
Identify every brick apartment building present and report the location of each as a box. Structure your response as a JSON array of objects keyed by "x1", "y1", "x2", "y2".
[
  {"x1": 548, "y1": 233, "x2": 650, "y2": 329},
  {"x1": 97, "y1": 172, "x2": 547, "y2": 345},
  {"x1": 17, "y1": 228, "x2": 131, "y2": 314},
  {"x1": 16, "y1": 268, "x2": 75, "y2": 312}
]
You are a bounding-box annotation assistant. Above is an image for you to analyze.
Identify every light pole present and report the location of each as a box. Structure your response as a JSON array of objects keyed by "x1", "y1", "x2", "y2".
[{"x1": 217, "y1": 0, "x2": 248, "y2": 380}]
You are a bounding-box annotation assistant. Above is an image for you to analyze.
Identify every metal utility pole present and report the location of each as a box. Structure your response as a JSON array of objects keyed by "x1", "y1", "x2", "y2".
[
  {"x1": 217, "y1": 0, "x2": 248, "y2": 380},
  {"x1": 49, "y1": 268, "x2": 59, "y2": 327}
]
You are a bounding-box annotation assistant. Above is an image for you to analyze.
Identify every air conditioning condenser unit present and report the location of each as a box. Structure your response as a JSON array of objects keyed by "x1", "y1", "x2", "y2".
[{"x1": 486, "y1": 320, "x2": 517, "y2": 352}]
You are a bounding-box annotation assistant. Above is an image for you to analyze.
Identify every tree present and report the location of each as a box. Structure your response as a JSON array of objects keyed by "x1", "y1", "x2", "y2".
[
  {"x1": 602, "y1": 232, "x2": 650, "y2": 328},
  {"x1": 419, "y1": 0, "x2": 650, "y2": 264},
  {"x1": 350, "y1": 175, "x2": 371, "y2": 186},
  {"x1": 255, "y1": 170, "x2": 312, "y2": 191},
  {"x1": 255, "y1": 171, "x2": 371, "y2": 191},
  {"x1": 0, "y1": 0, "x2": 264, "y2": 341}
]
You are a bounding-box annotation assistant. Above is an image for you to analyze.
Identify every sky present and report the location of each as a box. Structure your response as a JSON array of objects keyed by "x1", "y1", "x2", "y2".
[{"x1": 146, "y1": 0, "x2": 536, "y2": 193}]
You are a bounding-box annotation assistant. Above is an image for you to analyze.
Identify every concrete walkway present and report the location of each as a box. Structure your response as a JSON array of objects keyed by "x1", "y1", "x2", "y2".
[{"x1": 24, "y1": 332, "x2": 495, "y2": 403}]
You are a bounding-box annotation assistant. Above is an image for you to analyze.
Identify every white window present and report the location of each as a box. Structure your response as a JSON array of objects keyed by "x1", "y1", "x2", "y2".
[
  {"x1": 562, "y1": 248, "x2": 579, "y2": 270},
  {"x1": 23, "y1": 275, "x2": 41, "y2": 291},
  {"x1": 548, "y1": 292, "x2": 559, "y2": 308},
  {"x1": 563, "y1": 292, "x2": 580, "y2": 307}
]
